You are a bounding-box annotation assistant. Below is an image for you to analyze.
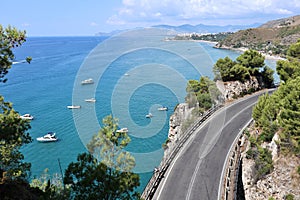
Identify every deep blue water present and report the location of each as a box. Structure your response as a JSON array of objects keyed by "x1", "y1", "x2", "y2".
[{"x1": 0, "y1": 34, "x2": 277, "y2": 192}]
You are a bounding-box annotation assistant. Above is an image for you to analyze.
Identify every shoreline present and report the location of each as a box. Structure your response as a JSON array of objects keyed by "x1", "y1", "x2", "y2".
[
  {"x1": 170, "y1": 38, "x2": 286, "y2": 61},
  {"x1": 214, "y1": 45, "x2": 286, "y2": 61}
]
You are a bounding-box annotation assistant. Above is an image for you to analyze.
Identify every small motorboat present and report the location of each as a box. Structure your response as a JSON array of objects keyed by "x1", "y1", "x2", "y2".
[
  {"x1": 37, "y1": 132, "x2": 58, "y2": 142},
  {"x1": 116, "y1": 127, "x2": 128, "y2": 133},
  {"x1": 146, "y1": 113, "x2": 153, "y2": 118},
  {"x1": 85, "y1": 98, "x2": 96, "y2": 103},
  {"x1": 158, "y1": 106, "x2": 168, "y2": 111},
  {"x1": 81, "y1": 78, "x2": 94, "y2": 85},
  {"x1": 20, "y1": 113, "x2": 34, "y2": 120},
  {"x1": 67, "y1": 105, "x2": 81, "y2": 109}
]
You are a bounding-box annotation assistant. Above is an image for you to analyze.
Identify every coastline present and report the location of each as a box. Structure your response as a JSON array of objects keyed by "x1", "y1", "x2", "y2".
[
  {"x1": 214, "y1": 45, "x2": 286, "y2": 61},
  {"x1": 170, "y1": 37, "x2": 286, "y2": 61}
]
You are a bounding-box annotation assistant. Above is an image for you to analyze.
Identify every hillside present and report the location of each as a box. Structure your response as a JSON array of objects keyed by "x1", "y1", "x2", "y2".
[{"x1": 216, "y1": 15, "x2": 300, "y2": 56}]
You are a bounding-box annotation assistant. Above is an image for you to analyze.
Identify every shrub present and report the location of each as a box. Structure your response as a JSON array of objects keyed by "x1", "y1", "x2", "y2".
[
  {"x1": 285, "y1": 194, "x2": 294, "y2": 200},
  {"x1": 255, "y1": 147, "x2": 273, "y2": 181}
]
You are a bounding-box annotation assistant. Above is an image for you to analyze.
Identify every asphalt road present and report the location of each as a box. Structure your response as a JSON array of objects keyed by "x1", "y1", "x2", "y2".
[{"x1": 154, "y1": 91, "x2": 269, "y2": 200}]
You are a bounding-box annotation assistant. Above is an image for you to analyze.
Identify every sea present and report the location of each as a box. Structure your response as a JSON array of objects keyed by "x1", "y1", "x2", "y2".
[{"x1": 0, "y1": 29, "x2": 278, "y2": 192}]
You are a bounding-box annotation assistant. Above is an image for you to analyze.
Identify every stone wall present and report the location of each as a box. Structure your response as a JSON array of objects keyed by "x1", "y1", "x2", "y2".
[{"x1": 216, "y1": 76, "x2": 261, "y2": 101}]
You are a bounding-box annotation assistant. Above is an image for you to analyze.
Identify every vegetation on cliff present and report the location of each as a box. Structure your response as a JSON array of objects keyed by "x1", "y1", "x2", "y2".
[
  {"x1": 245, "y1": 40, "x2": 300, "y2": 187},
  {"x1": 185, "y1": 76, "x2": 221, "y2": 112},
  {"x1": 213, "y1": 49, "x2": 274, "y2": 86},
  {"x1": 252, "y1": 39, "x2": 300, "y2": 155}
]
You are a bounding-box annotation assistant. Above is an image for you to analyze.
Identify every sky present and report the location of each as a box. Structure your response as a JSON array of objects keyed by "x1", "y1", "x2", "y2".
[{"x1": 1, "y1": 0, "x2": 299, "y2": 36}]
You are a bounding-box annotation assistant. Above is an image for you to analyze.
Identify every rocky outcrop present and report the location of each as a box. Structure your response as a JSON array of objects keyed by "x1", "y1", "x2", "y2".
[
  {"x1": 216, "y1": 76, "x2": 260, "y2": 101},
  {"x1": 163, "y1": 103, "x2": 196, "y2": 158},
  {"x1": 168, "y1": 103, "x2": 193, "y2": 141},
  {"x1": 241, "y1": 133, "x2": 300, "y2": 200}
]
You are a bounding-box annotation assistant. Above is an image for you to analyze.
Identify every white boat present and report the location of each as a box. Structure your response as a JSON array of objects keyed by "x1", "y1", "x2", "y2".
[
  {"x1": 85, "y1": 98, "x2": 96, "y2": 103},
  {"x1": 67, "y1": 105, "x2": 81, "y2": 109},
  {"x1": 36, "y1": 132, "x2": 58, "y2": 142},
  {"x1": 146, "y1": 113, "x2": 153, "y2": 118},
  {"x1": 20, "y1": 113, "x2": 34, "y2": 120},
  {"x1": 158, "y1": 106, "x2": 168, "y2": 111},
  {"x1": 116, "y1": 128, "x2": 128, "y2": 133},
  {"x1": 81, "y1": 78, "x2": 94, "y2": 85}
]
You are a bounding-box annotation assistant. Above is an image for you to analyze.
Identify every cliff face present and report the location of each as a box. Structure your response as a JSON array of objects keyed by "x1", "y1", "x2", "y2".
[
  {"x1": 241, "y1": 133, "x2": 300, "y2": 200},
  {"x1": 168, "y1": 103, "x2": 194, "y2": 140},
  {"x1": 163, "y1": 102, "x2": 199, "y2": 160},
  {"x1": 216, "y1": 76, "x2": 260, "y2": 101}
]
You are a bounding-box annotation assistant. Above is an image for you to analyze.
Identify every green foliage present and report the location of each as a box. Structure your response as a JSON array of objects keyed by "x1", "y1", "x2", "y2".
[
  {"x1": 236, "y1": 49, "x2": 265, "y2": 70},
  {"x1": 213, "y1": 56, "x2": 236, "y2": 81},
  {"x1": 66, "y1": 115, "x2": 141, "y2": 199},
  {"x1": 276, "y1": 59, "x2": 300, "y2": 82},
  {"x1": 213, "y1": 49, "x2": 274, "y2": 86},
  {"x1": 197, "y1": 93, "x2": 212, "y2": 110},
  {"x1": 297, "y1": 165, "x2": 300, "y2": 175},
  {"x1": 87, "y1": 115, "x2": 135, "y2": 172},
  {"x1": 252, "y1": 40, "x2": 300, "y2": 159},
  {"x1": 0, "y1": 95, "x2": 32, "y2": 183},
  {"x1": 229, "y1": 64, "x2": 250, "y2": 82},
  {"x1": 276, "y1": 39, "x2": 300, "y2": 82},
  {"x1": 64, "y1": 152, "x2": 140, "y2": 200},
  {"x1": 30, "y1": 168, "x2": 68, "y2": 199},
  {"x1": 0, "y1": 25, "x2": 30, "y2": 83},
  {"x1": 254, "y1": 147, "x2": 273, "y2": 181},
  {"x1": 285, "y1": 194, "x2": 295, "y2": 200},
  {"x1": 287, "y1": 39, "x2": 300, "y2": 59},
  {"x1": 261, "y1": 66, "x2": 275, "y2": 88},
  {"x1": 268, "y1": 197, "x2": 275, "y2": 200},
  {"x1": 185, "y1": 76, "x2": 221, "y2": 111}
]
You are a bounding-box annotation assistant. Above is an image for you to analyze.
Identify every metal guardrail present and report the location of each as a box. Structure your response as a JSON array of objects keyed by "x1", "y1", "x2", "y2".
[{"x1": 141, "y1": 104, "x2": 223, "y2": 200}]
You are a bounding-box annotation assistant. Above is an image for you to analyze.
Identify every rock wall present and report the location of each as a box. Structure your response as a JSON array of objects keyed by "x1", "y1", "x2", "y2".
[
  {"x1": 216, "y1": 76, "x2": 261, "y2": 101},
  {"x1": 163, "y1": 103, "x2": 195, "y2": 158},
  {"x1": 241, "y1": 133, "x2": 300, "y2": 200}
]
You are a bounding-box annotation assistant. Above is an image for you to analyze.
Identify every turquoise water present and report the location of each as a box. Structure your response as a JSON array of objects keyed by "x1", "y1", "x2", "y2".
[{"x1": 0, "y1": 34, "x2": 277, "y2": 192}]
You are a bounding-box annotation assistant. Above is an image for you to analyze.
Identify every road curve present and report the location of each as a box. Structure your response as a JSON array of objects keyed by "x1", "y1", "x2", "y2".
[{"x1": 154, "y1": 91, "x2": 269, "y2": 200}]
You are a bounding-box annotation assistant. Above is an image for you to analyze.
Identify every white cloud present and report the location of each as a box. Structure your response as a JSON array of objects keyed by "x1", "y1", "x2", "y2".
[
  {"x1": 106, "y1": 15, "x2": 126, "y2": 25},
  {"x1": 90, "y1": 22, "x2": 99, "y2": 26},
  {"x1": 276, "y1": 9, "x2": 293, "y2": 15},
  {"x1": 109, "y1": 0, "x2": 300, "y2": 26}
]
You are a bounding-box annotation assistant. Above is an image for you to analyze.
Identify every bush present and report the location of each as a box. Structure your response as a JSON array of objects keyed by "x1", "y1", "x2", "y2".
[
  {"x1": 285, "y1": 194, "x2": 294, "y2": 200},
  {"x1": 255, "y1": 147, "x2": 273, "y2": 181},
  {"x1": 243, "y1": 129, "x2": 250, "y2": 138},
  {"x1": 297, "y1": 165, "x2": 300, "y2": 175}
]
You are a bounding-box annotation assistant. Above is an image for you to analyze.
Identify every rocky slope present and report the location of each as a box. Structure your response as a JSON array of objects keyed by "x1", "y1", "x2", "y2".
[
  {"x1": 216, "y1": 76, "x2": 260, "y2": 101},
  {"x1": 241, "y1": 130, "x2": 300, "y2": 200},
  {"x1": 216, "y1": 15, "x2": 300, "y2": 55}
]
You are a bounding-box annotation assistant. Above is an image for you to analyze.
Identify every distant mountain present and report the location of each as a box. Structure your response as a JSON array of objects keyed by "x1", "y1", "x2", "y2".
[
  {"x1": 95, "y1": 29, "x2": 124, "y2": 37},
  {"x1": 152, "y1": 23, "x2": 261, "y2": 33},
  {"x1": 95, "y1": 23, "x2": 261, "y2": 37}
]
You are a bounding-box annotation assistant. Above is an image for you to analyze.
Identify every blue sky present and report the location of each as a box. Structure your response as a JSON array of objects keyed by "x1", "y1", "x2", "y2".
[{"x1": 1, "y1": 0, "x2": 299, "y2": 36}]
